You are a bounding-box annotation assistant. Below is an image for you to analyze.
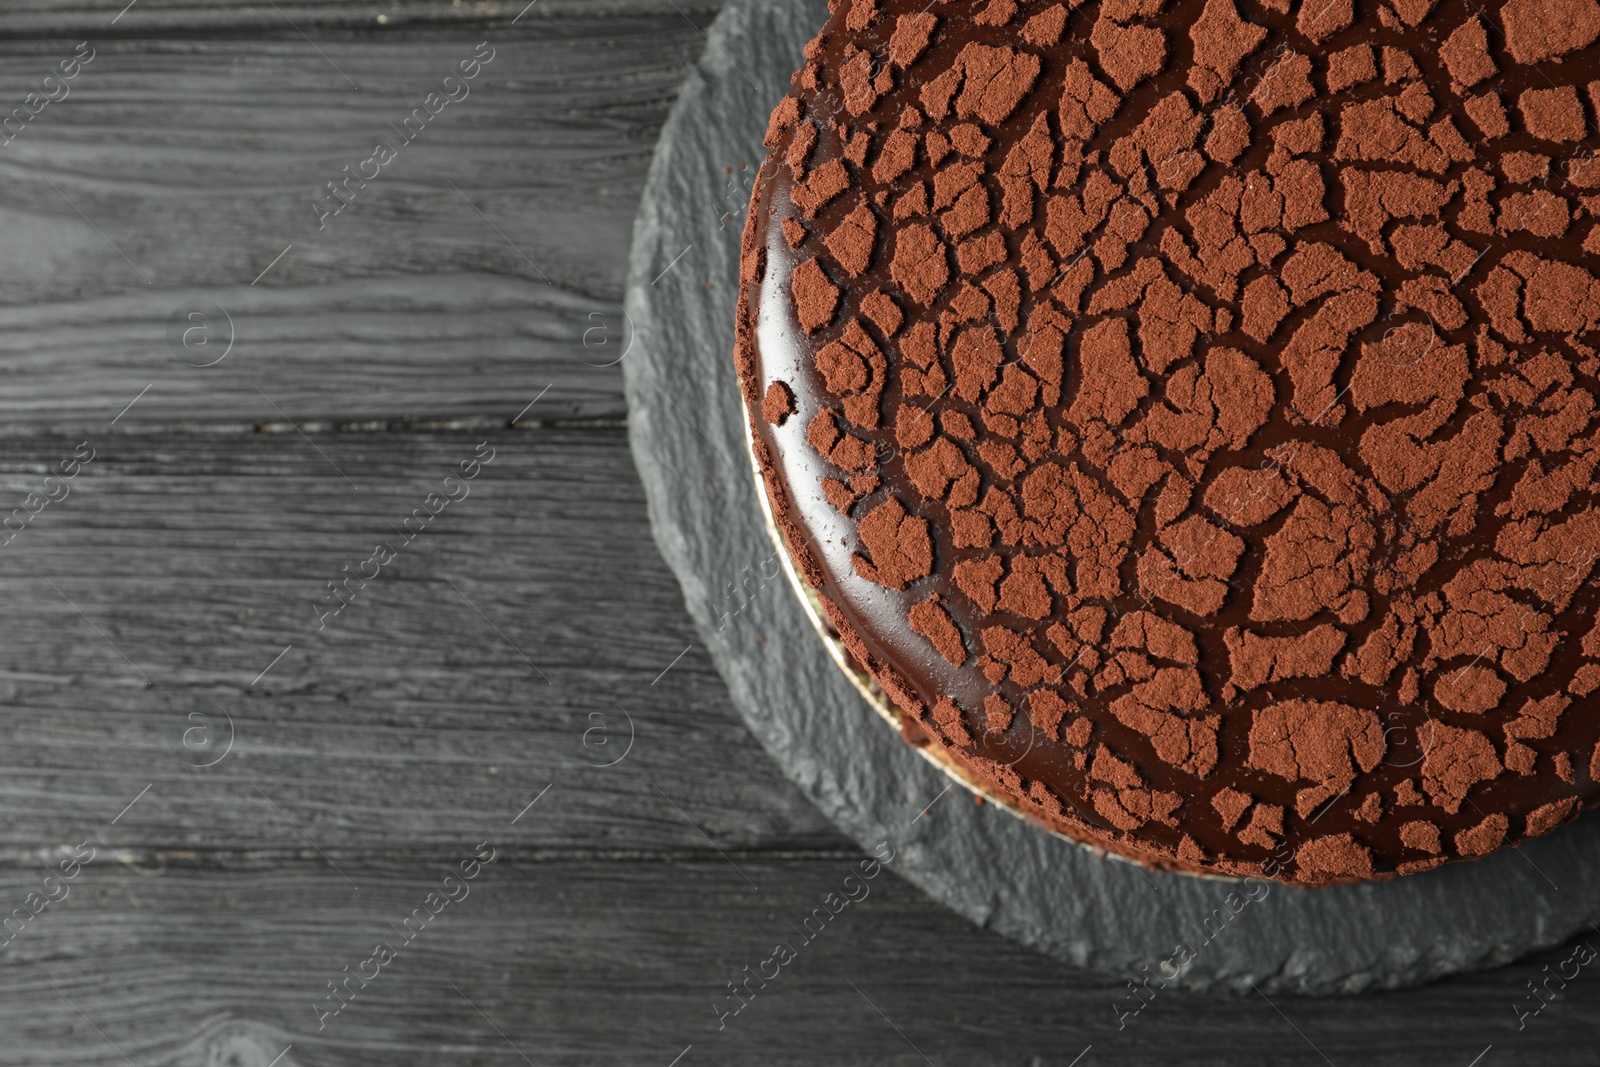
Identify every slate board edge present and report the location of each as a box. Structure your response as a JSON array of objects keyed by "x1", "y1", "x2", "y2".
[{"x1": 620, "y1": 0, "x2": 1600, "y2": 995}]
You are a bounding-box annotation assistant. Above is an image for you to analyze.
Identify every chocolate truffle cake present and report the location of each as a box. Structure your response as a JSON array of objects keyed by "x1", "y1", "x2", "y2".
[{"x1": 733, "y1": 0, "x2": 1600, "y2": 884}]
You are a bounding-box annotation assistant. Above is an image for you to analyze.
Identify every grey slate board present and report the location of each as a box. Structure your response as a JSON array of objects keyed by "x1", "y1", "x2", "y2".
[{"x1": 623, "y1": 0, "x2": 1600, "y2": 994}]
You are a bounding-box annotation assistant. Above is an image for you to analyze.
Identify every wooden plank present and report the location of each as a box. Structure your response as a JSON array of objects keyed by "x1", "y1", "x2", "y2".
[
  {"x1": 0, "y1": 0, "x2": 725, "y2": 35},
  {"x1": 0, "y1": 276, "x2": 649, "y2": 432},
  {"x1": 0, "y1": 854, "x2": 1588, "y2": 1065},
  {"x1": 0, "y1": 10, "x2": 724, "y2": 429},
  {"x1": 0, "y1": 277, "x2": 630, "y2": 432},
  {"x1": 0, "y1": 427, "x2": 836, "y2": 853}
]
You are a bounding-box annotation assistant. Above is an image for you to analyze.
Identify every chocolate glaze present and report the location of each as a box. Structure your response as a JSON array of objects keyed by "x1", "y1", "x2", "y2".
[{"x1": 734, "y1": 0, "x2": 1600, "y2": 884}]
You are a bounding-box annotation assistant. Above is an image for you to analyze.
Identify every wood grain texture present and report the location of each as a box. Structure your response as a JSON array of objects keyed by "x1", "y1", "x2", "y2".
[
  {"x1": 0, "y1": 0, "x2": 723, "y2": 35},
  {"x1": 0, "y1": 429, "x2": 836, "y2": 854},
  {"x1": 0, "y1": 857, "x2": 1593, "y2": 1066},
  {"x1": 0, "y1": 8, "x2": 723, "y2": 429}
]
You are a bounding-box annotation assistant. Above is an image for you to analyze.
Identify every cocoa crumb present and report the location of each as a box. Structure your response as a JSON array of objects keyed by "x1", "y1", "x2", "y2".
[{"x1": 762, "y1": 380, "x2": 795, "y2": 425}]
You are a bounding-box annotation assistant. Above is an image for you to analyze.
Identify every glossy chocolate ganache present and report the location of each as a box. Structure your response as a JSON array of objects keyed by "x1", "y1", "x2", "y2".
[{"x1": 734, "y1": 0, "x2": 1600, "y2": 884}]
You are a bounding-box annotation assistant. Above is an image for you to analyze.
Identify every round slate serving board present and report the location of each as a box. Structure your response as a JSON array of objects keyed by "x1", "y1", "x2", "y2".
[{"x1": 621, "y1": 0, "x2": 1600, "y2": 994}]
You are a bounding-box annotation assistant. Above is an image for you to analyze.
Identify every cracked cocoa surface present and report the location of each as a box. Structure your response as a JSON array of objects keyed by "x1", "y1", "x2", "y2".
[{"x1": 734, "y1": 0, "x2": 1600, "y2": 884}]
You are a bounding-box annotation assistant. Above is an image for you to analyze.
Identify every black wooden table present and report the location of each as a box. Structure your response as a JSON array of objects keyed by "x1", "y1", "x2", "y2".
[{"x1": 0, "y1": 2, "x2": 1593, "y2": 1063}]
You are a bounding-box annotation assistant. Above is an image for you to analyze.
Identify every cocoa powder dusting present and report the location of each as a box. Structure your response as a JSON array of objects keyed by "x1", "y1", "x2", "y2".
[{"x1": 736, "y1": 0, "x2": 1600, "y2": 885}]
